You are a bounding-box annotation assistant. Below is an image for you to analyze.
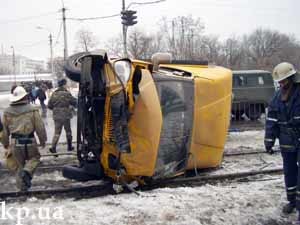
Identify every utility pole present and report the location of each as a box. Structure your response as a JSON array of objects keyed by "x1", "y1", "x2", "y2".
[
  {"x1": 62, "y1": 7, "x2": 68, "y2": 61},
  {"x1": 36, "y1": 26, "x2": 54, "y2": 77},
  {"x1": 11, "y1": 46, "x2": 16, "y2": 84},
  {"x1": 49, "y1": 33, "x2": 54, "y2": 77},
  {"x1": 122, "y1": 0, "x2": 127, "y2": 57}
]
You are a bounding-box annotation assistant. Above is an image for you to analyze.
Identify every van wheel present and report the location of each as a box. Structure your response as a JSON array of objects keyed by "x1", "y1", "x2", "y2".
[
  {"x1": 246, "y1": 105, "x2": 262, "y2": 120},
  {"x1": 64, "y1": 52, "x2": 89, "y2": 82}
]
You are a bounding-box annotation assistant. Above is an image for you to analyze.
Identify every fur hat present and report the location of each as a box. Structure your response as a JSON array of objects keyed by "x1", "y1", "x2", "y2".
[{"x1": 58, "y1": 78, "x2": 67, "y2": 87}]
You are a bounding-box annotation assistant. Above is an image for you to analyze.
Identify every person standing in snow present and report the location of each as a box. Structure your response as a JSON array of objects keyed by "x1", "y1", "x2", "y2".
[
  {"x1": 37, "y1": 84, "x2": 47, "y2": 117},
  {"x1": 48, "y1": 78, "x2": 77, "y2": 154},
  {"x1": 1, "y1": 86, "x2": 47, "y2": 191},
  {"x1": 265, "y1": 62, "x2": 300, "y2": 220}
]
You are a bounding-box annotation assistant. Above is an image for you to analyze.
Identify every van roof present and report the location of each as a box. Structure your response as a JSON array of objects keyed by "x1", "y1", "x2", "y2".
[{"x1": 233, "y1": 70, "x2": 271, "y2": 74}]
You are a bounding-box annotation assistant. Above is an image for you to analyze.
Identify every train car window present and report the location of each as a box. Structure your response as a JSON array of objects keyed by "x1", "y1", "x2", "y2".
[
  {"x1": 258, "y1": 76, "x2": 264, "y2": 85},
  {"x1": 246, "y1": 75, "x2": 259, "y2": 86},
  {"x1": 234, "y1": 75, "x2": 245, "y2": 86},
  {"x1": 233, "y1": 76, "x2": 244, "y2": 87},
  {"x1": 263, "y1": 73, "x2": 274, "y2": 85}
]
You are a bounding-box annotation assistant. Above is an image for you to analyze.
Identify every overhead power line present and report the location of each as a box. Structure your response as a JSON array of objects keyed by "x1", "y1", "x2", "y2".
[
  {"x1": 54, "y1": 21, "x2": 63, "y2": 47},
  {"x1": 67, "y1": 13, "x2": 120, "y2": 21},
  {"x1": 67, "y1": 0, "x2": 166, "y2": 22},
  {"x1": 126, "y1": 0, "x2": 166, "y2": 9}
]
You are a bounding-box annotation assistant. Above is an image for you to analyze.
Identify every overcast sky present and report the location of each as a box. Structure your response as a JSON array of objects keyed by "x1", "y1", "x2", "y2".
[{"x1": 1, "y1": 0, "x2": 300, "y2": 61}]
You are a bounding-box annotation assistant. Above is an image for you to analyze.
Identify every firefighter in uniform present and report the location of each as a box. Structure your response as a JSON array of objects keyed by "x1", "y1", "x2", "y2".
[
  {"x1": 265, "y1": 62, "x2": 300, "y2": 218},
  {"x1": 2, "y1": 86, "x2": 47, "y2": 191},
  {"x1": 48, "y1": 78, "x2": 77, "y2": 154}
]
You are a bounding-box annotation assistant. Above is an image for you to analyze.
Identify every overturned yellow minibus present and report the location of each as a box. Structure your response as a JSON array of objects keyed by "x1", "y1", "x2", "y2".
[{"x1": 63, "y1": 51, "x2": 232, "y2": 187}]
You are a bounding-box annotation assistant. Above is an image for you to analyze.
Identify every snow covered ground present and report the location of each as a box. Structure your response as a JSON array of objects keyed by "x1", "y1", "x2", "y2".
[
  {"x1": 1, "y1": 130, "x2": 297, "y2": 225},
  {"x1": 1, "y1": 176, "x2": 296, "y2": 225}
]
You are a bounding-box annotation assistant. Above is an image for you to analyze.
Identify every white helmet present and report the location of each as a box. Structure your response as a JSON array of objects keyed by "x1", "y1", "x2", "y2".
[
  {"x1": 272, "y1": 62, "x2": 297, "y2": 82},
  {"x1": 10, "y1": 86, "x2": 27, "y2": 103}
]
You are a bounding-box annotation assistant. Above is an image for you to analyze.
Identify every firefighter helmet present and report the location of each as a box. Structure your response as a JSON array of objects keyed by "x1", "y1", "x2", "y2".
[
  {"x1": 272, "y1": 62, "x2": 297, "y2": 82},
  {"x1": 9, "y1": 86, "x2": 28, "y2": 103}
]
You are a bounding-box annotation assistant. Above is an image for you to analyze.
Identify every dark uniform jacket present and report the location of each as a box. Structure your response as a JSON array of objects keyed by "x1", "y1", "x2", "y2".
[
  {"x1": 37, "y1": 88, "x2": 46, "y2": 101},
  {"x1": 48, "y1": 87, "x2": 77, "y2": 121},
  {"x1": 265, "y1": 84, "x2": 300, "y2": 152}
]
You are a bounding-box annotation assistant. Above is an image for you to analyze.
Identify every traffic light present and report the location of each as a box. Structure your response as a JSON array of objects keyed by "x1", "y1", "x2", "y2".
[{"x1": 121, "y1": 10, "x2": 138, "y2": 26}]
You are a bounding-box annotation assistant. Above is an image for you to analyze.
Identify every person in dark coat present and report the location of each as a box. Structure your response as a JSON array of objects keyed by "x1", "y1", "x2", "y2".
[
  {"x1": 37, "y1": 85, "x2": 47, "y2": 117},
  {"x1": 48, "y1": 78, "x2": 77, "y2": 154},
  {"x1": 265, "y1": 62, "x2": 300, "y2": 220}
]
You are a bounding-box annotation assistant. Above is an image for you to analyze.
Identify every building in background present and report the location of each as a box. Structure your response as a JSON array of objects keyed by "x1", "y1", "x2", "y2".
[{"x1": 0, "y1": 54, "x2": 46, "y2": 74}]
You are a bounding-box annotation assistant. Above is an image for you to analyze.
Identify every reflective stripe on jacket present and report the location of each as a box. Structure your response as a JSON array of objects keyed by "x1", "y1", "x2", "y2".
[{"x1": 265, "y1": 84, "x2": 300, "y2": 152}]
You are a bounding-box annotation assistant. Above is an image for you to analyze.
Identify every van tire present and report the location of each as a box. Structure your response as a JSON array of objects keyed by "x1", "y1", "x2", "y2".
[{"x1": 64, "y1": 52, "x2": 89, "y2": 82}]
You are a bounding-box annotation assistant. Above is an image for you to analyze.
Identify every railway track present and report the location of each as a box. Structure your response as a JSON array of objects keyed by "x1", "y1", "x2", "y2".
[
  {"x1": 0, "y1": 148, "x2": 279, "y2": 174},
  {"x1": 0, "y1": 166, "x2": 283, "y2": 201},
  {"x1": 0, "y1": 148, "x2": 283, "y2": 201},
  {"x1": 223, "y1": 149, "x2": 280, "y2": 157}
]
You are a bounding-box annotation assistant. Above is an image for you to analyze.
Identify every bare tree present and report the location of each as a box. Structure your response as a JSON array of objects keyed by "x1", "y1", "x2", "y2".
[
  {"x1": 127, "y1": 28, "x2": 165, "y2": 59},
  {"x1": 75, "y1": 28, "x2": 99, "y2": 52},
  {"x1": 244, "y1": 28, "x2": 287, "y2": 69},
  {"x1": 238, "y1": 28, "x2": 300, "y2": 70},
  {"x1": 159, "y1": 15, "x2": 205, "y2": 60},
  {"x1": 273, "y1": 35, "x2": 300, "y2": 69},
  {"x1": 105, "y1": 35, "x2": 123, "y2": 58},
  {"x1": 51, "y1": 57, "x2": 65, "y2": 79},
  {"x1": 222, "y1": 36, "x2": 245, "y2": 69},
  {"x1": 103, "y1": 19, "x2": 300, "y2": 71},
  {"x1": 197, "y1": 35, "x2": 223, "y2": 64}
]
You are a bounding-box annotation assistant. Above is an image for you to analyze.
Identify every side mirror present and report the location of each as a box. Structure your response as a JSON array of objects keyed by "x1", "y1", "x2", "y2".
[{"x1": 114, "y1": 60, "x2": 131, "y2": 84}]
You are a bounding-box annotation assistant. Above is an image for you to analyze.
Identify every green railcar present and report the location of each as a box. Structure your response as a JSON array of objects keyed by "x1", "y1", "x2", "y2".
[{"x1": 232, "y1": 70, "x2": 275, "y2": 120}]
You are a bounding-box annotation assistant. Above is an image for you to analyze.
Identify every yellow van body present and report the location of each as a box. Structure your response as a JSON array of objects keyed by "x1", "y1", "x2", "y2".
[
  {"x1": 101, "y1": 62, "x2": 232, "y2": 181},
  {"x1": 64, "y1": 52, "x2": 232, "y2": 184}
]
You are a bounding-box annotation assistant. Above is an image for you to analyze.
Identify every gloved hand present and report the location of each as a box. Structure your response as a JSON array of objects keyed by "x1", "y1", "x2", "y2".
[{"x1": 265, "y1": 146, "x2": 274, "y2": 155}]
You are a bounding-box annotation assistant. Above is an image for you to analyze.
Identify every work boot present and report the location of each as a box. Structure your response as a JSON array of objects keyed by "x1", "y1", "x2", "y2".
[
  {"x1": 19, "y1": 170, "x2": 32, "y2": 191},
  {"x1": 282, "y1": 202, "x2": 296, "y2": 214},
  {"x1": 49, "y1": 146, "x2": 58, "y2": 157},
  {"x1": 67, "y1": 139, "x2": 74, "y2": 151}
]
